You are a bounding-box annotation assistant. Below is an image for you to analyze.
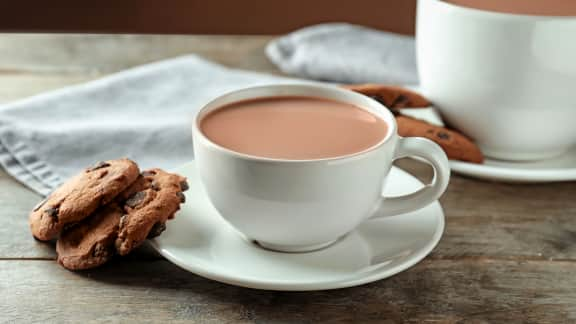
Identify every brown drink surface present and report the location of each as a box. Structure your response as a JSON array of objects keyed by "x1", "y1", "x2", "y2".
[
  {"x1": 444, "y1": 0, "x2": 576, "y2": 16},
  {"x1": 201, "y1": 96, "x2": 388, "y2": 160}
]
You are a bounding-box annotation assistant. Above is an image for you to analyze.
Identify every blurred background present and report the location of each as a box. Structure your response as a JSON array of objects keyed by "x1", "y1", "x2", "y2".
[{"x1": 0, "y1": 0, "x2": 416, "y2": 34}]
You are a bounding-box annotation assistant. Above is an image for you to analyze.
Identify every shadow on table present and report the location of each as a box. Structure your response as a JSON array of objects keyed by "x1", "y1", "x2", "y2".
[{"x1": 74, "y1": 254, "x2": 420, "y2": 322}]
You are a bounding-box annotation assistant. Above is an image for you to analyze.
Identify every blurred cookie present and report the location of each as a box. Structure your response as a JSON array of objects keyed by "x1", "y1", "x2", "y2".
[
  {"x1": 396, "y1": 115, "x2": 484, "y2": 163},
  {"x1": 56, "y1": 204, "x2": 123, "y2": 270},
  {"x1": 344, "y1": 83, "x2": 430, "y2": 109},
  {"x1": 345, "y1": 83, "x2": 484, "y2": 163},
  {"x1": 29, "y1": 159, "x2": 139, "y2": 241},
  {"x1": 115, "y1": 169, "x2": 188, "y2": 256}
]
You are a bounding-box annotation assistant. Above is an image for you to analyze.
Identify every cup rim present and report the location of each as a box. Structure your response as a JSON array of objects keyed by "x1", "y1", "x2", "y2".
[
  {"x1": 193, "y1": 83, "x2": 397, "y2": 164},
  {"x1": 424, "y1": 0, "x2": 576, "y2": 20}
]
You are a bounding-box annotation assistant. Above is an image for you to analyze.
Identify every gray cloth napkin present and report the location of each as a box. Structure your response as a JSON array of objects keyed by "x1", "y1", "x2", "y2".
[
  {"x1": 0, "y1": 55, "x2": 299, "y2": 196},
  {"x1": 267, "y1": 23, "x2": 418, "y2": 85}
]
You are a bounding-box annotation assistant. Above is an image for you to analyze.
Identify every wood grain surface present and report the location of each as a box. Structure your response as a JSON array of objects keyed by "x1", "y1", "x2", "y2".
[
  {"x1": 0, "y1": 34, "x2": 575, "y2": 323},
  {"x1": 1, "y1": 260, "x2": 575, "y2": 323}
]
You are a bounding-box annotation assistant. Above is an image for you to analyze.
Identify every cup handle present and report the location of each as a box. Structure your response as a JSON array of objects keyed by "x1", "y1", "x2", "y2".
[{"x1": 370, "y1": 137, "x2": 450, "y2": 218}]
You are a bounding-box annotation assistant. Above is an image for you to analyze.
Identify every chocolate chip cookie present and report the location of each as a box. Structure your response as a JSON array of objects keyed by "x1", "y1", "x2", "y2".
[
  {"x1": 345, "y1": 83, "x2": 484, "y2": 163},
  {"x1": 115, "y1": 169, "x2": 188, "y2": 256},
  {"x1": 56, "y1": 203, "x2": 123, "y2": 270},
  {"x1": 29, "y1": 158, "x2": 140, "y2": 241},
  {"x1": 344, "y1": 84, "x2": 431, "y2": 109},
  {"x1": 396, "y1": 115, "x2": 484, "y2": 163}
]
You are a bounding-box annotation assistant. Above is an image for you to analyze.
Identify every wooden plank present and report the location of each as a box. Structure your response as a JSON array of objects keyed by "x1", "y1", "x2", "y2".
[
  {"x1": 398, "y1": 160, "x2": 576, "y2": 260},
  {"x1": 0, "y1": 168, "x2": 54, "y2": 259},
  {"x1": 0, "y1": 34, "x2": 278, "y2": 75},
  {"x1": 0, "y1": 74, "x2": 96, "y2": 104},
  {"x1": 439, "y1": 177, "x2": 576, "y2": 261},
  {"x1": 0, "y1": 259, "x2": 574, "y2": 322},
  {"x1": 0, "y1": 35, "x2": 279, "y2": 103}
]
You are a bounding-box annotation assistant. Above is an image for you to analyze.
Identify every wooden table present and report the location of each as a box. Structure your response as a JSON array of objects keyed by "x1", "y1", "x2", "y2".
[{"x1": 1, "y1": 34, "x2": 575, "y2": 323}]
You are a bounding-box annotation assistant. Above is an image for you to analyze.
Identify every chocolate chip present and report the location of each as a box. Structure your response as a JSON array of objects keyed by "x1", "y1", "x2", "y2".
[
  {"x1": 147, "y1": 222, "x2": 166, "y2": 238},
  {"x1": 150, "y1": 181, "x2": 161, "y2": 191},
  {"x1": 141, "y1": 170, "x2": 157, "y2": 177},
  {"x1": 369, "y1": 94, "x2": 386, "y2": 105},
  {"x1": 44, "y1": 207, "x2": 59, "y2": 221},
  {"x1": 33, "y1": 198, "x2": 47, "y2": 212},
  {"x1": 88, "y1": 161, "x2": 110, "y2": 172},
  {"x1": 125, "y1": 191, "x2": 146, "y2": 208},
  {"x1": 98, "y1": 169, "x2": 109, "y2": 179},
  {"x1": 179, "y1": 180, "x2": 189, "y2": 192},
  {"x1": 62, "y1": 222, "x2": 78, "y2": 232},
  {"x1": 92, "y1": 243, "x2": 109, "y2": 257},
  {"x1": 390, "y1": 94, "x2": 409, "y2": 108},
  {"x1": 177, "y1": 191, "x2": 186, "y2": 203},
  {"x1": 437, "y1": 132, "x2": 451, "y2": 140}
]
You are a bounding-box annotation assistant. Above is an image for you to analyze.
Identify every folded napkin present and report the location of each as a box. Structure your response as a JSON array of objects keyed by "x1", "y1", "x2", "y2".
[
  {"x1": 0, "y1": 56, "x2": 299, "y2": 196},
  {"x1": 267, "y1": 23, "x2": 418, "y2": 85}
]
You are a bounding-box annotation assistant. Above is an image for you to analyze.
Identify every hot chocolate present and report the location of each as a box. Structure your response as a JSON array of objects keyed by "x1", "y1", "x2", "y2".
[{"x1": 200, "y1": 96, "x2": 388, "y2": 160}]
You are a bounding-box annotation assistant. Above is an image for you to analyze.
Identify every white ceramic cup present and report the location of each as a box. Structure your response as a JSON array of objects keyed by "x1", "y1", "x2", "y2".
[
  {"x1": 192, "y1": 84, "x2": 450, "y2": 252},
  {"x1": 417, "y1": 0, "x2": 576, "y2": 161}
]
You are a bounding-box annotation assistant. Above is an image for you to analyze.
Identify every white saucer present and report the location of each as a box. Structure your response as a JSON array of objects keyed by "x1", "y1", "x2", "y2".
[
  {"x1": 450, "y1": 146, "x2": 576, "y2": 183},
  {"x1": 150, "y1": 161, "x2": 445, "y2": 291}
]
